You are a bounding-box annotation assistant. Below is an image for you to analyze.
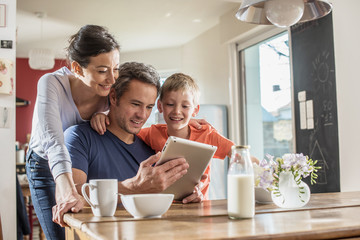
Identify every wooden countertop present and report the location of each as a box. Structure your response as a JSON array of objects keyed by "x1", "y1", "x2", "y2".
[{"x1": 64, "y1": 191, "x2": 360, "y2": 240}]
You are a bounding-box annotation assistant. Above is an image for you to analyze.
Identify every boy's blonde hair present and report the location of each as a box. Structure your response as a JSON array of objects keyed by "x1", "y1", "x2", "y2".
[{"x1": 159, "y1": 73, "x2": 200, "y2": 105}]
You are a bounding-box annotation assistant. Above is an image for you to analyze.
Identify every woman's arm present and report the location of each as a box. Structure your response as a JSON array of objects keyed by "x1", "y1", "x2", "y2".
[
  {"x1": 35, "y1": 75, "x2": 73, "y2": 178},
  {"x1": 34, "y1": 73, "x2": 84, "y2": 226}
]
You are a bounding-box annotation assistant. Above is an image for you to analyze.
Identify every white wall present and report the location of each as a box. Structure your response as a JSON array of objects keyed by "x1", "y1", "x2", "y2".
[
  {"x1": 120, "y1": 47, "x2": 182, "y2": 77},
  {"x1": 121, "y1": 25, "x2": 231, "y2": 106},
  {"x1": 331, "y1": 0, "x2": 360, "y2": 192},
  {"x1": 0, "y1": 0, "x2": 17, "y2": 238},
  {"x1": 182, "y1": 24, "x2": 230, "y2": 105}
]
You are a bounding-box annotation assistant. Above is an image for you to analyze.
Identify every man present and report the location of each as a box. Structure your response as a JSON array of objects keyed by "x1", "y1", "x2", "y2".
[{"x1": 64, "y1": 62, "x2": 204, "y2": 210}]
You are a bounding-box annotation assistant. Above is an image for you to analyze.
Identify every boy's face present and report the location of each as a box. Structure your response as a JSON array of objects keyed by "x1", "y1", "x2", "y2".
[{"x1": 158, "y1": 90, "x2": 199, "y2": 131}]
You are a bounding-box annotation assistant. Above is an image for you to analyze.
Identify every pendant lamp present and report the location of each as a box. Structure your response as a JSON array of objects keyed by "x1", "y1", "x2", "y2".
[
  {"x1": 28, "y1": 12, "x2": 55, "y2": 70},
  {"x1": 29, "y1": 48, "x2": 55, "y2": 70},
  {"x1": 235, "y1": 0, "x2": 332, "y2": 28}
]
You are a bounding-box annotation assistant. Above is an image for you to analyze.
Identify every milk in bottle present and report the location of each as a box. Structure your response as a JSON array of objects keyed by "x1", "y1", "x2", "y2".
[{"x1": 227, "y1": 145, "x2": 255, "y2": 219}]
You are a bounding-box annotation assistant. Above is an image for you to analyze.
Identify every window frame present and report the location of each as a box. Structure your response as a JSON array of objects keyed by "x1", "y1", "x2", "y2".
[{"x1": 229, "y1": 26, "x2": 296, "y2": 154}]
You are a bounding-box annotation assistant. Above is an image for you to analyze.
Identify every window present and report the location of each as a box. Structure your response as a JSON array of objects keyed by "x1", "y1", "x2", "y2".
[{"x1": 239, "y1": 31, "x2": 295, "y2": 160}]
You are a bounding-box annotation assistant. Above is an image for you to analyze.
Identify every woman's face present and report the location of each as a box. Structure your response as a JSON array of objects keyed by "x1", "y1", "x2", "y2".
[{"x1": 78, "y1": 49, "x2": 120, "y2": 96}]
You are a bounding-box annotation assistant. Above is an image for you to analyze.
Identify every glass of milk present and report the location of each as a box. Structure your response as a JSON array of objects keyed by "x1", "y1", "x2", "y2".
[{"x1": 227, "y1": 145, "x2": 255, "y2": 219}]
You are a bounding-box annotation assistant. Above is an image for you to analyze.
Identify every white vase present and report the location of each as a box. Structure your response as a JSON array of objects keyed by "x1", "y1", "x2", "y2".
[
  {"x1": 271, "y1": 172, "x2": 311, "y2": 208},
  {"x1": 255, "y1": 187, "x2": 272, "y2": 204}
]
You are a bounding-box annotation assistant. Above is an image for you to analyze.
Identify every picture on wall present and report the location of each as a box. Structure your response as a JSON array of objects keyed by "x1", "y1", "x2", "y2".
[{"x1": 0, "y1": 58, "x2": 14, "y2": 95}]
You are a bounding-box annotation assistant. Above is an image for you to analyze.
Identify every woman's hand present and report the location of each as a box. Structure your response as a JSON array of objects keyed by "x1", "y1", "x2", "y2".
[
  {"x1": 52, "y1": 173, "x2": 85, "y2": 227},
  {"x1": 90, "y1": 112, "x2": 109, "y2": 135}
]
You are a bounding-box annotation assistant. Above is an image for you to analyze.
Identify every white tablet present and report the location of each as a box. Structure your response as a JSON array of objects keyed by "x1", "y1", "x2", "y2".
[{"x1": 156, "y1": 136, "x2": 217, "y2": 200}]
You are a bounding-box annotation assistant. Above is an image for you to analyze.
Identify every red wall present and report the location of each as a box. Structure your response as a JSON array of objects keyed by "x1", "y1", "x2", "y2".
[{"x1": 16, "y1": 58, "x2": 67, "y2": 144}]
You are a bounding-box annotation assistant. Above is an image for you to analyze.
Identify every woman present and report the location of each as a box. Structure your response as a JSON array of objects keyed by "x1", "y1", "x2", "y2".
[{"x1": 25, "y1": 25, "x2": 120, "y2": 240}]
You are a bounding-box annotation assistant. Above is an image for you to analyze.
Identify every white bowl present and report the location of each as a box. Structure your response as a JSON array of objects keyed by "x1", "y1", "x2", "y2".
[
  {"x1": 255, "y1": 187, "x2": 273, "y2": 204},
  {"x1": 120, "y1": 193, "x2": 174, "y2": 219}
]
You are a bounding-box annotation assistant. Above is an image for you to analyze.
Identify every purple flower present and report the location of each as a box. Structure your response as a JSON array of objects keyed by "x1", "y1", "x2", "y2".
[
  {"x1": 253, "y1": 153, "x2": 318, "y2": 191},
  {"x1": 259, "y1": 158, "x2": 269, "y2": 168}
]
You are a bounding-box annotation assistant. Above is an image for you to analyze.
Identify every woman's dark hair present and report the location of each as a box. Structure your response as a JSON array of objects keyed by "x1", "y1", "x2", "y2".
[{"x1": 66, "y1": 25, "x2": 120, "y2": 67}]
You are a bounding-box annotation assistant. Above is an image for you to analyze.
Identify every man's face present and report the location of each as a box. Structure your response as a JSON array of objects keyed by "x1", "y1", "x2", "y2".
[{"x1": 109, "y1": 79, "x2": 157, "y2": 137}]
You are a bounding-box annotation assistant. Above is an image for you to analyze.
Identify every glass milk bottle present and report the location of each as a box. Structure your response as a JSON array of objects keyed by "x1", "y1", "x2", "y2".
[{"x1": 227, "y1": 145, "x2": 255, "y2": 219}]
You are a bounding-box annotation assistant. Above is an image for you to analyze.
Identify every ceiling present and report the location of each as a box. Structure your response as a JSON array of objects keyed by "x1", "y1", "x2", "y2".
[{"x1": 16, "y1": 0, "x2": 242, "y2": 58}]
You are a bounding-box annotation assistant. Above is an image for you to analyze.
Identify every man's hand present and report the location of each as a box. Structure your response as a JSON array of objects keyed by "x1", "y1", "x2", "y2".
[
  {"x1": 52, "y1": 173, "x2": 85, "y2": 227},
  {"x1": 120, "y1": 152, "x2": 189, "y2": 194},
  {"x1": 182, "y1": 174, "x2": 208, "y2": 204},
  {"x1": 90, "y1": 112, "x2": 110, "y2": 135}
]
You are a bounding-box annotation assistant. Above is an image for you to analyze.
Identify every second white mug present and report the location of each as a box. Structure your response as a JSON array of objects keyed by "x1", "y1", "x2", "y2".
[{"x1": 81, "y1": 179, "x2": 118, "y2": 217}]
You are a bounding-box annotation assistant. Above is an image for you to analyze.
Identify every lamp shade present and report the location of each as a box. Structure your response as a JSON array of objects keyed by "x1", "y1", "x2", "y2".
[
  {"x1": 28, "y1": 48, "x2": 55, "y2": 70},
  {"x1": 235, "y1": 0, "x2": 332, "y2": 27}
]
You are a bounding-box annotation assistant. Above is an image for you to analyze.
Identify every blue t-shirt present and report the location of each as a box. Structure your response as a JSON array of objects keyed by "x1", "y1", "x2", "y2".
[{"x1": 64, "y1": 122, "x2": 155, "y2": 182}]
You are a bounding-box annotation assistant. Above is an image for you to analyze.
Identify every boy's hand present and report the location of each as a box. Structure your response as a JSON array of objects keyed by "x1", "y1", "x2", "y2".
[
  {"x1": 90, "y1": 113, "x2": 109, "y2": 135},
  {"x1": 251, "y1": 156, "x2": 260, "y2": 164},
  {"x1": 189, "y1": 119, "x2": 214, "y2": 130},
  {"x1": 182, "y1": 174, "x2": 208, "y2": 204}
]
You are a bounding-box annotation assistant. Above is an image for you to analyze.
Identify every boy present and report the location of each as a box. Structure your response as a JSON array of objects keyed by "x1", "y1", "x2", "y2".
[{"x1": 137, "y1": 73, "x2": 234, "y2": 199}]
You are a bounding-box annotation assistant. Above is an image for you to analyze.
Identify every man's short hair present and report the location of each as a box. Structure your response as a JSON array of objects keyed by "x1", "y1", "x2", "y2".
[
  {"x1": 159, "y1": 73, "x2": 200, "y2": 105},
  {"x1": 113, "y1": 62, "x2": 160, "y2": 100}
]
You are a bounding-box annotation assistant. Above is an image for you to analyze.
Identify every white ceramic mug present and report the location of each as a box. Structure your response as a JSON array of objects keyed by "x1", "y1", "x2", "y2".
[
  {"x1": 81, "y1": 179, "x2": 118, "y2": 217},
  {"x1": 16, "y1": 149, "x2": 25, "y2": 163}
]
